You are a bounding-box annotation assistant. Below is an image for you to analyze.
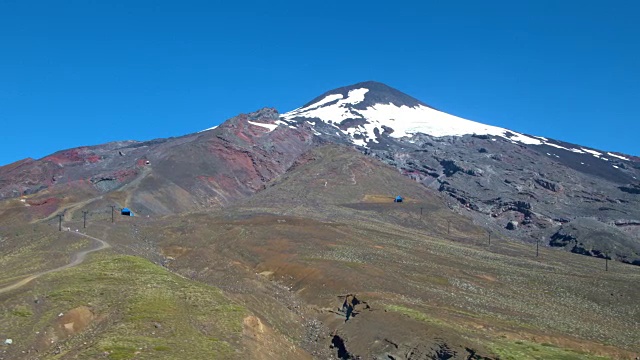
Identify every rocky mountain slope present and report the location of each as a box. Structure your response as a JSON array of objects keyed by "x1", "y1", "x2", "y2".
[
  {"x1": 0, "y1": 108, "x2": 317, "y2": 217},
  {"x1": 1, "y1": 81, "x2": 639, "y2": 267},
  {"x1": 277, "y1": 81, "x2": 640, "y2": 265}
]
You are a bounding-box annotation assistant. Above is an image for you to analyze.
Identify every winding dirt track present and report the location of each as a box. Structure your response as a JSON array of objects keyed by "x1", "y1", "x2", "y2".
[{"x1": 0, "y1": 232, "x2": 111, "y2": 295}]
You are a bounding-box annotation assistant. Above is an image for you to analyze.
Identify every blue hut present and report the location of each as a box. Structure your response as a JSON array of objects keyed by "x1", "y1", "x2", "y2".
[
  {"x1": 394, "y1": 196, "x2": 403, "y2": 203},
  {"x1": 121, "y1": 207, "x2": 133, "y2": 216}
]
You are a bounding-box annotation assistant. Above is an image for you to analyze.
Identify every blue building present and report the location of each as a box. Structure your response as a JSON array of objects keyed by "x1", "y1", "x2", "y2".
[
  {"x1": 394, "y1": 196, "x2": 403, "y2": 203},
  {"x1": 121, "y1": 208, "x2": 133, "y2": 216}
]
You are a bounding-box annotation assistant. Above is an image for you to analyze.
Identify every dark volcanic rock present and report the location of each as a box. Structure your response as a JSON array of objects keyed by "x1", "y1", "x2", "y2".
[
  {"x1": 619, "y1": 183, "x2": 640, "y2": 194},
  {"x1": 90, "y1": 176, "x2": 121, "y2": 192},
  {"x1": 330, "y1": 335, "x2": 353, "y2": 359},
  {"x1": 534, "y1": 177, "x2": 562, "y2": 192},
  {"x1": 353, "y1": 131, "x2": 640, "y2": 265},
  {"x1": 549, "y1": 218, "x2": 640, "y2": 264}
]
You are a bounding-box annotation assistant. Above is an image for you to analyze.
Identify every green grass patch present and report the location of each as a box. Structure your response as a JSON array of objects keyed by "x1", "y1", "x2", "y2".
[
  {"x1": 490, "y1": 339, "x2": 611, "y2": 360},
  {"x1": 11, "y1": 305, "x2": 33, "y2": 317},
  {"x1": 384, "y1": 304, "x2": 446, "y2": 327},
  {"x1": 103, "y1": 345, "x2": 137, "y2": 360},
  {"x1": 0, "y1": 253, "x2": 247, "y2": 359}
]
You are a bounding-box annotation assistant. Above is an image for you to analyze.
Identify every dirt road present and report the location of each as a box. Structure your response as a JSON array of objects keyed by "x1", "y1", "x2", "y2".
[{"x1": 0, "y1": 232, "x2": 111, "y2": 295}]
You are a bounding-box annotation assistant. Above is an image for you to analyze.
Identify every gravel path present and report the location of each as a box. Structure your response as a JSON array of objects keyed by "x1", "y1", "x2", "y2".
[{"x1": 0, "y1": 231, "x2": 110, "y2": 295}]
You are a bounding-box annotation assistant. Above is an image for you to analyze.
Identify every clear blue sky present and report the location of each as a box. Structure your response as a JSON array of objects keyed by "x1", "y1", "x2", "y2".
[{"x1": 1, "y1": 0, "x2": 638, "y2": 166}]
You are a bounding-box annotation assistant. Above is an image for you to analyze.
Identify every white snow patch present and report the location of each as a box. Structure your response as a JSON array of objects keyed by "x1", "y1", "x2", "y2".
[
  {"x1": 289, "y1": 93, "x2": 344, "y2": 114},
  {"x1": 275, "y1": 119, "x2": 291, "y2": 126},
  {"x1": 601, "y1": 157, "x2": 609, "y2": 161},
  {"x1": 352, "y1": 138, "x2": 367, "y2": 147},
  {"x1": 607, "y1": 152, "x2": 630, "y2": 161},
  {"x1": 247, "y1": 121, "x2": 278, "y2": 132},
  {"x1": 282, "y1": 89, "x2": 542, "y2": 146},
  {"x1": 613, "y1": 165, "x2": 619, "y2": 169},
  {"x1": 545, "y1": 142, "x2": 584, "y2": 153},
  {"x1": 341, "y1": 88, "x2": 368, "y2": 105},
  {"x1": 281, "y1": 86, "x2": 627, "y2": 159},
  {"x1": 283, "y1": 89, "x2": 369, "y2": 124},
  {"x1": 312, "y1": 93, "x2": 345, "y2": 107},
  {"x1": 199, "y1": 125, "x2": 218, "y2": 133},
  {"x1": 357, "y1": 104, "x2": 543, "y2": 144},
  {"x1": 581, "y1": 148, "x2": 602, "y2": 157}
]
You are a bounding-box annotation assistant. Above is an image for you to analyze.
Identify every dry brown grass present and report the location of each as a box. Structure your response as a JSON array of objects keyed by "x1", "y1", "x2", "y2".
[{"x1": 144, "y1": 207, "x2": 639, "y2": 359}]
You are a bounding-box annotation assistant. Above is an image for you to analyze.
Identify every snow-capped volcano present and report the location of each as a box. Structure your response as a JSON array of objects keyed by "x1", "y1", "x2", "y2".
[
  {"x1": 281, "y1": 81, "x2": 543, "y2": 147},
  {"x1": 199, "y1": 81, "x2": 631, "y2": 164}
]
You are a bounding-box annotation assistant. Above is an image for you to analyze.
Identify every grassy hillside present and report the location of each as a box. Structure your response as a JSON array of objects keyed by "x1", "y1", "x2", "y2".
[
  {"x1": 0, "y1": 251, "x2": 247, "y2": 359},
  {"x1": 1, "y1": 145, "x2": 638, "y2": 359}
]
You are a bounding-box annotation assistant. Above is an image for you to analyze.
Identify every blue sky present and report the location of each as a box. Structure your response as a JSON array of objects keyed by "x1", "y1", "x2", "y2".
[{"x1": 1, "y1": 0, "x2": 638, "y2": 166}]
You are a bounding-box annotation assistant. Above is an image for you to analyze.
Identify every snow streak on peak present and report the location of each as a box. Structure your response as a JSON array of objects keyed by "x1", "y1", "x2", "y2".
[
  {"x1": 285, "y1": 88, "x2": 369, "y2": 120},
  {"x1": 608, "y1": 152, "x2": 630, "y2": 161},
  {"x1": 247, "y1": 121, "x2": 278, "y2": 132},
  {"x1": 199, "y1": 125, "x2": 218, "y2": 133},
  {"x1": 282, "y1": 87, "x2": 542, "y2": 146}
]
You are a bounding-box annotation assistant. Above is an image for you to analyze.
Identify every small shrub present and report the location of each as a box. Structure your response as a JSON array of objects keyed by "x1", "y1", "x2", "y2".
[
  {"x1": 11, "y1": 305, "x2": 32, "y2": 317},
  {"x1": 104, "y1": 345, "x2": 137, "y2": 360}
]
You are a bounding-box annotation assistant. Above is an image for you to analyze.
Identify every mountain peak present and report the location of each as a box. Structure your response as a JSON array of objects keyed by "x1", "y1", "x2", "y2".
[
  {"x1": 281, "y1": 81, "x2": 543, "y2": 148},
  {"x1": 301, "y1": 81, "x2": 430, "y2": 110}
]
